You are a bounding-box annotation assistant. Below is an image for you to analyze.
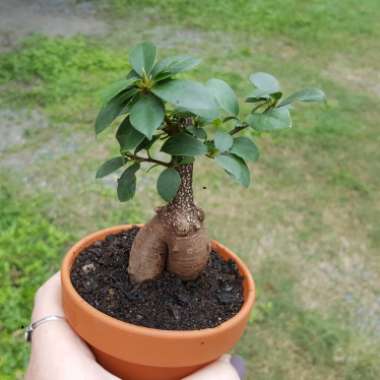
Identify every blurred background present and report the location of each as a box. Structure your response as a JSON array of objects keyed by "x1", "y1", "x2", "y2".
[{"x1": 0, "y1": 1, "x2": 379, "y2": 379}]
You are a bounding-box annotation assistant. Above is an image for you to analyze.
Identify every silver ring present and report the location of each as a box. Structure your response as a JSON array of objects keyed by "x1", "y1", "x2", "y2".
[{"x1": 25, "y1": 315, "x2": 65, "y2": 343}]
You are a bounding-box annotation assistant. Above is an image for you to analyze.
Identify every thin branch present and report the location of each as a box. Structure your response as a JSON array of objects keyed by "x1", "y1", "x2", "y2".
[
  {"x1": 229, "y1": 124, "x2": 249, "y2": 136},
  {"x1": 263, "y1": 103, "x2": 275, "y2": 112},
  {"x1": 252, "y1": 102, "x2": 267, "y2": 113},
  {"x1": 126, "y1": 153, "x2": 170, "y2": 167}
]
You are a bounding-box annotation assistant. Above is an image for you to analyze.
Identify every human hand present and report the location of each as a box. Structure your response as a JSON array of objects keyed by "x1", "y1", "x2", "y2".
[
  {"x1": 25, "y1": 272, "x2": 119, "y2": 380},
  {"x1": 25, "y1": 273, "x2": 246, "y2": 380}
]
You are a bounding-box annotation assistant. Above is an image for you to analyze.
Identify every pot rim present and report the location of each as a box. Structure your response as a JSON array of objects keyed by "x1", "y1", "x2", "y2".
[{"x1": 61, "y1": 224, "x2": 255, "y2": 339}]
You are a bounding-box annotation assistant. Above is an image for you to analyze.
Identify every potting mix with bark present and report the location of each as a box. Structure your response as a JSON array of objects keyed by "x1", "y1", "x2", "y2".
[{"x1": 71, "y1": 226, "x2": 244, "y2": 330}]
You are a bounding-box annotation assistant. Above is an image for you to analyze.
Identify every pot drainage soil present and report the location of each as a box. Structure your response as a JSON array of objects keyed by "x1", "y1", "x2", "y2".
[{"x1": 71, "y1": 226, "x2": 244, "y2": 330}]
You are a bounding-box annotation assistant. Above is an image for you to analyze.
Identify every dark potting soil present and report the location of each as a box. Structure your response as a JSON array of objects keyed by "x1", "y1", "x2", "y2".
[{"x1": 70, "y1": 227, "x2": 244, "y2": 330}]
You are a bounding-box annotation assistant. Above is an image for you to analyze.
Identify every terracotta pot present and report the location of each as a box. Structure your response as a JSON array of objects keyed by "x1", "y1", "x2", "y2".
[{"x1": 61, "y1": 225, "x2": 255, "y2": 380}]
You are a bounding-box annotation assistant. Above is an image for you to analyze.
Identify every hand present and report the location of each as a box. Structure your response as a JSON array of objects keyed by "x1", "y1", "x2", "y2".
[
  {"x1": 25, "y1": 273, "x2": 245, "y2": 380},
  {"x1": 25, "y1": 272, "x2": 119, "y2": 380}
]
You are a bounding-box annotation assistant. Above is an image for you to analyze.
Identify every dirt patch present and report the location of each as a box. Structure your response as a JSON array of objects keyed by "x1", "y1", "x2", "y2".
[
  {"x1": 71, "y1": 226, "x2": 244, "y2": 330},
  {"x1": 324, "y1": 55, "x2": 380, "y2": 97},
  {"x1": 298, "y1": 239, "x2": 380, "y2": 335},
  {"x1": 0, "y1": 0, "x2": 107, "y2": 51},
  {"x1": 0, "y1": 109, "x2": 83, "y2": 178},
  {"x1": 0, "y1": 109, "x2": 48, "y2": 153},
  {"x1": 111, "y1": 22, "x2": 237, "y2": 58},
  {"x1": 294, "y1": 205, "x2": 380, "y2": 336}
]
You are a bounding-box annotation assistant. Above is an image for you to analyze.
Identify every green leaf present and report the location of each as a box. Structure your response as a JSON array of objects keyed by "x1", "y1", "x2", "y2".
[
  {"x1": 127, "y1": 69, "x2": 141, "y2": 80},
  {"x1": 95, "y1": 90, "x2": 133, "y2": 135},
  {"x1": 116, "y1": 117, "x2": 145, "y2": 151},
  {"x1": 129, "y1": 93, "x2": 165, "y2": 139},
  {"x1": 246, "y1": 90, "x2": 282, "y2": 103},
  {"x1": 223, "y1": 116, "x2": 239, "y2": 123},
  {"x1": 129, "y1": 42, "x2": 156, "y2": 76},
  {"x1": 230, "y1": 137, "x2": 259, "y2": 162},
  {"x1": 152, "y1": 72, "x2": 173, "y2": 83},
  {"x1": 215, "y1": 154, "x2": 250, "y2": 187},
  {"x1": 214, "y1": 131, "x2": 233, "y2": 152},
  {"x1": 100, "y1": 78, "x2": 136, "y2": 103},
  {"x1": 161, "y1": 132, "x2": 207, "y2": 156},
  {"x1": 279, "y1": 88, "x2": 326, "y2": 107},
  {"x1": 250, "y1": 72, "x2": 280, "y2": 93},
  {"x1": 135, "y1": 135, "x2": 160, "y2": 154},
  {"x1": 246, "y1": 89, "x2": 271, "y2": 102},
  {"x1": 152, "y1": 56, "x2": 201, "y2": 78},
  {"x1": 121, "y1": 89, "x2": 140, "y2": 114},
  {"x1": 96, "y1": 157, "x2": 125, "y2": 178},
  {"x1": 247, "y1": 108, "x2": 292, "y2": 131},
  {"x1": 207, "y1": 78, "x2": 239, "y2": 116},
  {"x1": 186, "y1": 125, "x2": 207, "y2": 140},
  {"x1": 178, "y1": 156, "x2": 195, "y2": 164},
  {"x1": 117, "y1": 163, "x2": 140, "y2": 202},
  {"x1": 156, "y1": 168, "x2": 181, "y2": 201},
  {"x1": 152, "y1": 79, "x2": 219, "y2": 120}
]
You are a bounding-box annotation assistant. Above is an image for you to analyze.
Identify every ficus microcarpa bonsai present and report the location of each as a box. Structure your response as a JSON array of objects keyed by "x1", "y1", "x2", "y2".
[{"x1": 94, "y1": 41, "x2": 325, "y2": 283}]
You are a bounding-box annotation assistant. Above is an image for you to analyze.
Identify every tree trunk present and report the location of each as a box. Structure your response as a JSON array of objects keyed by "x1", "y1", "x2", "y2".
[{"x1": 128, "y1": 163, "x2": 211, "y2": 283}]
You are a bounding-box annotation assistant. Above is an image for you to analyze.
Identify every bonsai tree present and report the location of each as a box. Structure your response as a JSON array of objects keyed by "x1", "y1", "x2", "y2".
[{"x1": 95, "y1": 42, "x2": 325, "y2": 284}]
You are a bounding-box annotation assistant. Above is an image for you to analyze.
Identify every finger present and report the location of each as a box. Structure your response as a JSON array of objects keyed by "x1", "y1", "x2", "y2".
[
  {"x1": 32, "y1": 272, "x2": 63, "y2": 321},
  {"x1": 183, "y1": 354, "x2": 245, "y2": 380},
  {"x1": 27, "y1": 273, "x2": 122, "y2": 380},
  {"x1": 46, "y1": 271, "x2": 61, "y2": 288},
  {"x1": 31, "y1": 271, "x2": 92, "y2": 358}
]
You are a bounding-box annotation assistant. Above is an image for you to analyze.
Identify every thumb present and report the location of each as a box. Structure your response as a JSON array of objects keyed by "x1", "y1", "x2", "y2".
[{"x1": 183, "y1": 354, "x2": 246, "y2": 380}]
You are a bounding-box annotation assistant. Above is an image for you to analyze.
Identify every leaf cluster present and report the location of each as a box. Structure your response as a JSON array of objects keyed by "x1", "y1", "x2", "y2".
[{"x1": 95, "y1": 42, "x2": 326, "y2": 202}]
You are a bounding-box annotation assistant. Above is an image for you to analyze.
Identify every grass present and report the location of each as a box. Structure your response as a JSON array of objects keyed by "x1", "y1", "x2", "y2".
[
  {"x1": 0, "y1": 35, "x2": 128, "y2": 122},
  {"x1": 0, "y1": 0, "x2": 379, "y2": 378},
  {"x1": 0, "y1": 173, "x2": 142, "y2": 379},
  {"x1": 0, "y1": 179, "x2": 70, "y2": 380},
  {"x1": 240, "y1": 258, "x2": 380, "y2": 379},
  {"x1": 105, "y1": 0, "x2": 380, "y2": 62}
]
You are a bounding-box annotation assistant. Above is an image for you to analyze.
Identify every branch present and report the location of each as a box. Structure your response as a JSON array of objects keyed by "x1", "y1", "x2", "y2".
[
  {"x1": 229, "y1": 124, "x2": 249, "y2": 136},
  {"x1": 126, "y1": 153, "x2": 170, "y2": 167}
]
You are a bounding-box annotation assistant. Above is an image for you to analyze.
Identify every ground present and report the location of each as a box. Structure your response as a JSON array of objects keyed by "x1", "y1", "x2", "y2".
[{"x1": 0, "y1": 1, "x2": 379, "y2": 379}]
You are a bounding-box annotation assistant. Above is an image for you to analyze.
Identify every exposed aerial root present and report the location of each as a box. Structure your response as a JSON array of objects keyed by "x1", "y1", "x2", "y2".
[{"x1": 128, "y1": 163, "x2": 211, "y2": 283}]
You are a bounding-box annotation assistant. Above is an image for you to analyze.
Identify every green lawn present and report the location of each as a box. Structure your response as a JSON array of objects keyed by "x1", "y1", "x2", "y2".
[{"x1": 0, "y1": 1, "x2": 379, "y2": 379}]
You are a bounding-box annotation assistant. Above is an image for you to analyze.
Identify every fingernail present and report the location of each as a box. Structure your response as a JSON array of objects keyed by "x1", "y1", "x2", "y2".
[{"x1": 230, "y1": 355, "x2": 246, "y2": 380}]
